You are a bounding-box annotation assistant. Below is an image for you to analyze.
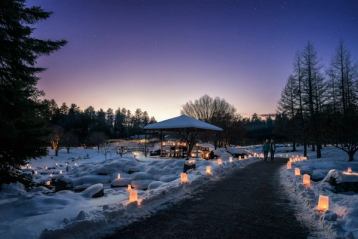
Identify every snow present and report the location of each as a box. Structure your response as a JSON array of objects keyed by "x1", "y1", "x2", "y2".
[
  {"x1": 0, "y1": 145, "x2": 258, "y2": 239},
  {"x1": 144, "y1": 115, "x2": 223, "y2": 131},
  {"x1": 279, "y1": 145, "x2": 358, "y2": 238}
]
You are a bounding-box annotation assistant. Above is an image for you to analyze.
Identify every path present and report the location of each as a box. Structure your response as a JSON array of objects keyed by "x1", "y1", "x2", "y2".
[{"x1": 105, "y1": 158, "x2": 309, "y2": 239}]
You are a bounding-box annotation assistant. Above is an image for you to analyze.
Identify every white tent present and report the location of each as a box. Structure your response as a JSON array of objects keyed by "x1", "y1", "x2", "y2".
[{"x1": 144, "y1": 115, "x2": 223, "y2": 131}]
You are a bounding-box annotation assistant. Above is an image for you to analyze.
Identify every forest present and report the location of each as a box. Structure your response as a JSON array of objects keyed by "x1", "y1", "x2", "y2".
[{"x1": 276, "y1": 42, "x2": 358, "y2": 161}]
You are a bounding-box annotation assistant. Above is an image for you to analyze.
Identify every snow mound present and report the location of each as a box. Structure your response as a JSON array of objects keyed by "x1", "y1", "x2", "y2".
[{"x1": 82, "y1": 184, "x2": 104, "y2": 198}]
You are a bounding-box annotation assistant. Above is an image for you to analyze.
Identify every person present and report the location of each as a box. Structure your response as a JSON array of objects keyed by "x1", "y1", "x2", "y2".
[
  {"x1": 270, "y1": 139, "x2": 276, "y2": 161},
  {"x1": 263, "y1": 139, "x2": 270, "y2": 161}
]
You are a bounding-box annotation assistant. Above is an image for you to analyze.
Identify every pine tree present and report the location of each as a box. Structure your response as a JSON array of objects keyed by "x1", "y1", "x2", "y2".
[
  {"x1": 327, "y1": 42, "x2": 358, "y2": 161},
  {"x1": 301, "y1": 42, "x2": 324, "y2": 158},
  {"x1": 0, "y1": 0, "x2": 66, "y2": 181},
  {"x1": 277, "y1": 75, "x2": 298, "y2": 151}
]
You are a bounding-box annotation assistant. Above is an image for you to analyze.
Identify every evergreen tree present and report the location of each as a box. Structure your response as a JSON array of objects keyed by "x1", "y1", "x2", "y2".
[{"x1": 0, "y1": 0, "x2": 66, "y2": 181}]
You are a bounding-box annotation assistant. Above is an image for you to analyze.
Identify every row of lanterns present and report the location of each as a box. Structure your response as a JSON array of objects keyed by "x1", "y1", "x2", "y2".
[
  {"x1": 287, "y1": 157, "x2": 329, "y2": 212},
  {"x1": 126, "y1": 156, "x2": 242, "y2": 205}
]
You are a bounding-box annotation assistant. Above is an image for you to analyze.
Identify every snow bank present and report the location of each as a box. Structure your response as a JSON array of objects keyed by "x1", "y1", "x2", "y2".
[
  {"x1": 280, "y1": 146, "x2": 358, "y2": 238},
  {"x1": 0, "y1": 146, "x2": 259, "y2": 239}
]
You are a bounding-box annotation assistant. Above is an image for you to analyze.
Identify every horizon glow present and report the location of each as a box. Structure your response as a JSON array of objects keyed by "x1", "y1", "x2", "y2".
[{"x1": 30, "y1": 0, "x2": 358, "y2": 120}]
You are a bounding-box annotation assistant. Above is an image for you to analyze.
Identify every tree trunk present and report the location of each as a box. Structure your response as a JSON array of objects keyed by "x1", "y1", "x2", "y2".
[
  {"x1": 67, "y1": 147, "x2": 70, "y2": 154},
  {"x1": 55, "y1": 147, "x2": 59, "y2": 156},
  {"x1": 303, "y1": 143, "x2": 307, "y2": 157},
  {"x1": 292, "y1": 141, "x2": 296, "y2": 151},
  {"x1": 316, "y1": 144, "x2": 321, "y2": 158},
  {"x1": 311, "y1": 144, "x2": 315, "y2": 151},
  {"x1": 348, "y1": 151, "x2": 355, "y2": 162},
  {"x1": 97, "y1": 145, "x2": 100, "y2": 152}
]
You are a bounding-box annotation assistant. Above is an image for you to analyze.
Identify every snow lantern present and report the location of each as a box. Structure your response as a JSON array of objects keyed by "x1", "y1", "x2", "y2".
[
  {"x1": 347, "y1": 167, "x2": 353, "y2": 174},
  {"x1": 317, "y1": 195, "x2": 329, "y2": 212},
  {"x1": 206, "y1": 166, "x2": 212, "y2": 176},
  {"x1": 127, "y1": 184, "x2": 132, "y2": 191},
  {"x1": 34, "y1": 171, "x2": 38, "y2": 175},
  {"x1": 303, "y1": 174, "x2": 311, "y2": 187},
  {"x1": 46, "y1": 180, "x2": 51, "y2": 186},
  {"x1": 117, "y1": 173, "x2": 121, "y2": 180},
  {"x1": 294, "y1": 168, "x2": 301, "y2": 176},
  {"x1": 217, "y1": 158, "x2": 223, "y2": 166},
  {"x1": 287, "y1": 162, "x2": 292, "y2": 170},
  {"x1": 129, "y1": 189, "x2": 138, "y2": 203},
  {"x1": 229, "y1": 157, "x2": 233, "y2": 163},
  {"x1": 180, "y1": 172, "x2": 189, "y2": 184},
  {"x1": 59, "y1": 170, "x2": 63, "y2": 174}
]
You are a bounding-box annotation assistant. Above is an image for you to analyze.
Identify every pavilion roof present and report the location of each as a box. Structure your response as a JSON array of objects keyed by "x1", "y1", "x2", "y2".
[{"x1": 144, "y1": 115, "x2": 223, "y2": 131}]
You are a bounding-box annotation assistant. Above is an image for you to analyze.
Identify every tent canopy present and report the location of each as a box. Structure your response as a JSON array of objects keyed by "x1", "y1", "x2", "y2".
[{"x1": 144, "y1": 115, "x2": 223, "y2": 132}]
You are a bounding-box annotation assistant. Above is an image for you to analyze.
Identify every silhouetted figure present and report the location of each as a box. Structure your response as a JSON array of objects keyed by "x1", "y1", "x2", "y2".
[
  {"x1": 270, "y1": 139, "x2": 276, "y2": 161},
  {"x1": 263, "y1": 139, "x2": 270, "y2": 161}
]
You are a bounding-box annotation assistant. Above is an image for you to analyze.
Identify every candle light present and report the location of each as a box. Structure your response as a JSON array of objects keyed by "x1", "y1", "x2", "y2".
[
  {"x1": 317, "y1": 195, "x2": 329, "y2": 212},
  {"x1": 303, "y1": 174, "x2": 311, "y2": 187},
  {"x1": 217, "y1": 158, "x2": 223, "y2": 165},
  {"x1": 117, "y1": 173, "x2": 121, "y2": 180},
  {"x1": 128, "y1": 189, "x2": 138, "y2": 203},
  {"x1": 287, "y1": 162, "x2": 292, "y2": 169},
  {"x1": 206, "y1": 166, "x2": 212, "y2": 176},
  {"x1": 180, "y1": 172, "x2": 189, "y2": 184},
  {"x1": 294, "y1": 168, "x2": 301, "y2": 176}
]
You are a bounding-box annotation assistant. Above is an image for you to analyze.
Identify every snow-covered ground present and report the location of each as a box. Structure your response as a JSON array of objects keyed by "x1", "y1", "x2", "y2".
[
  {"x1": 279, "y1": 146, "x2": 358, "y2": 238},
  {"x1": 0, "y1": 146, "x2": 259, "y2": 239}
]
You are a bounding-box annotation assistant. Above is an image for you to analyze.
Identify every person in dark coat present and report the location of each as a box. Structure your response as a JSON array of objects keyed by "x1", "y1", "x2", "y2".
[
  {"x1": 270, "y1": 139, "x2": 276, "y2": 161},
  {"x1": 263, "y1": 139, "x2": 270, "y2": 161}
]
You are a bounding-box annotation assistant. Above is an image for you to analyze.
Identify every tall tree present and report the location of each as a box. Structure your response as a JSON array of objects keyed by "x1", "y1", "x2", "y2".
[
  {"x1": 301, "y1": 42, "x2": 324, "y2": 158},
  {"x1": 0, "y1": 0, "x2": 66, "y2": 181},
  {"x1": 327, "y1": 42, "x2": 358, "y2": 161},
  {"x1": 277, "y1": 75, "x2": 298, "y2": 151}
]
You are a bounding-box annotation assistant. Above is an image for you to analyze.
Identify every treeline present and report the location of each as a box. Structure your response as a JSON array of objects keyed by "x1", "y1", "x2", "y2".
[
  {"x1": 42, "y1": 100, "x2": 156, "y2": 154},
  {"x1": 181, "y1": 95, "x2": 275, "y2": 146},
  {"x1": 277, "y1": 41, "x2": 358, "y2": 161}
]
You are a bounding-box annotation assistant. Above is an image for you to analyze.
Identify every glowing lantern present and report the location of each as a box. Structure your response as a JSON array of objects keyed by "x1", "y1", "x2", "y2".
[
  {"x1": 74, "y1": 163, "x2": 78, "y2": 166},
  {"x1": 127, "y1": 184, "x2": 132, "y2": 191},
  {"x1": 347, "y1": 167, "x2": 353, "y2": 174},
  {"x1": 117, "y1": 173, "x2": 121, "y2": 180},
  {"x1": 217, "y1": 159, "x2": 223, "y2": 166},
  {"x1": 34, "y1": 171, "x2": 38, "y2": 175},
  {"x1": 128, "y1": 189, "x2": 138, "y2": 203},
  {"x1": 294, "y1": 168, "x2": 301, "y2": 176},
  {"x1": 49, "y1": 173, "x2": 53, "y2": 177},
  {"x1": 317, "y1": 195, "x2": 329, "y2": 212},
  {"x1": 206, "y1": 166, "x2": 212, "y2": 175},
  {"x1": 180, "y1": 172, "x2": 189, "y2": 184},
  {"x1": 45, "y1": 166, "x2": 48, "y2": 170},
  {"x1": 59, "y1": 170, "x2": 63, "y2": 174},
  {"x1": 229, "y1": 157, "x2": 233, "y2": 163},
  {"x1": 287, "y1": 162, "x2": 292, "y2": 169},
  {"x1": 46, "y1": 180, "x2": 51, "y2": 186},
  {"x1": 303, "y1": 174, "x2": 311, "y2": 187}
]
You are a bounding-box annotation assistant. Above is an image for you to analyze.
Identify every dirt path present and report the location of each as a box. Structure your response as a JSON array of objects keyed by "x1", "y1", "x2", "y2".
[{"x1": 105, "y1": 158, "x2": 309, "y2": 239}]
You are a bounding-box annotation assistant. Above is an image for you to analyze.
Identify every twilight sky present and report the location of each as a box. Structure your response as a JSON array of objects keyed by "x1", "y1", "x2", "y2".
[{"x1": 30, "y1": 0, "x2": 358, "y2": 120}]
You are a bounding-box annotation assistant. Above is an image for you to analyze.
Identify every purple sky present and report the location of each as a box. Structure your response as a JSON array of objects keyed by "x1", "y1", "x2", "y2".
[{"x1": 30, "y1": 0, "x2": 358, "y2": 120}]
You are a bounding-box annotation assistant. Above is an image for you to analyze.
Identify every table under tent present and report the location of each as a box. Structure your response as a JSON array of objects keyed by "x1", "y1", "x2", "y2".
[{"x1": 143, "y1": 115, "x2": 223, "y2": 159}]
